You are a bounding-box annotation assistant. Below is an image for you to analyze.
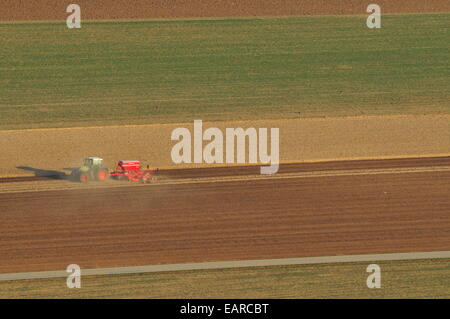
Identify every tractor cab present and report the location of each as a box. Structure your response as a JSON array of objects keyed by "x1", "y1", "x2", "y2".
[{"x1": 83, "y1": 157, "x2": 104, "y2": 167}]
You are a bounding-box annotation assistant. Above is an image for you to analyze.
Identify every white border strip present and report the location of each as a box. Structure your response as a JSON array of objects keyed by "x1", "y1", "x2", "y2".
[{"x1": 1, "y1": 251, "x2": 450, "y2": 282}]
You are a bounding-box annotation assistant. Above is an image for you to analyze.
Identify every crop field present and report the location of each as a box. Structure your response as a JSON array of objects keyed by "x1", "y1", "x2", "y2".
[
  {"x1": 2, "y1": 259, "x2": 449, "y2": 298},
  {"x1": 0, "y1": 13, "x2": 449, "y2": 129}
]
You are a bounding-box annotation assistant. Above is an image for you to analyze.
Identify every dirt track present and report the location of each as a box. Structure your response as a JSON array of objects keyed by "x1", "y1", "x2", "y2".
[
  {"x1": 2, "y1": 0, "x2": 449, "y2": 21},
  {"x1": 1, "y1": 158, "x2": 449, "y2": 273}
]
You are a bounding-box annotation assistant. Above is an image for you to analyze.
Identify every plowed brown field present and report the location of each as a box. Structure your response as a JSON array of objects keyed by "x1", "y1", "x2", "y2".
[
  {"x1": 1, "y1": 0, "x2": 449, "y2": 21},
  {"x1": 1, "y1": 159, "x2": 449, "y2": 274}
]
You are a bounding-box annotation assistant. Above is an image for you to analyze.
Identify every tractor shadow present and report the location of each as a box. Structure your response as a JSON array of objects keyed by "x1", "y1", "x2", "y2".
[{"x1": 16, "y1": 166, "x2": 70, "y2": 180}]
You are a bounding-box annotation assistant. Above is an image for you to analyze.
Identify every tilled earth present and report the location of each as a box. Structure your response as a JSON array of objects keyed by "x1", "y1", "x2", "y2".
[
  {"x1": 1, "y1": 0, "x2": 449, "y2": 21},
  {"x1": 0, "y1": 159, "x2": 449, "y2": 273}
]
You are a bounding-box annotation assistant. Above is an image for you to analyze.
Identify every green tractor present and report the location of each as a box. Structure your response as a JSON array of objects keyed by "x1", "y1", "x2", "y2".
[{"x1": 70, "y1": 157, "x2": 109, "y2": 182}]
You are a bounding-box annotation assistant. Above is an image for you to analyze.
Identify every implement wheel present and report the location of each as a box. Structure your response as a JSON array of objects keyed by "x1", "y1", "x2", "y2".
[{"x1": 141, "y1": 173, "x2": 152, "y2": 184}]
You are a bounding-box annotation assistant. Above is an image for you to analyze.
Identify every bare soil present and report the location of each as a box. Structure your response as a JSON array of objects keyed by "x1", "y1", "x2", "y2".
[
  {"x1": 1, "y1": 0, "x2": 449, "y2": 21},
  {"x1": 1, "y1": 168, "x2": 449, "y2": 273}
]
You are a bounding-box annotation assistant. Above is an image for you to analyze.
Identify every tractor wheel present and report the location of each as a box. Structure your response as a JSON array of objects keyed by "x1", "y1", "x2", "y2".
[
  {"x1": 79, "y1": 173, "x2": 89, "y2": 183},
  {"x1": 96, "y1": 169, "x2": 109, "y2": 181}
]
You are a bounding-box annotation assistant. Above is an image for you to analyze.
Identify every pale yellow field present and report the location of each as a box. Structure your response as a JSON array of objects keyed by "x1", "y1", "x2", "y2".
[{"x1": 1, "y1": 114, "x2": 449, "y2": 178}]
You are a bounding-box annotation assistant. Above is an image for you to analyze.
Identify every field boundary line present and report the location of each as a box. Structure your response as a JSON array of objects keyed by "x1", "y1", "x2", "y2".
[
  {"x1": 1, "y1": 113, "x2": 449, "y2": 133},
  {"x1": 1, "y1": 12, "x2": 448, "y2": 25},
  {"x1": 1, "y1": 251, "x2": 450, "y2": 282}
]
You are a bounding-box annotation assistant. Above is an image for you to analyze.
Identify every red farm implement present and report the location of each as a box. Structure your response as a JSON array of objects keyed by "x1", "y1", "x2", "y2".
[
  {"x1": 71, "y1": 158, "x2": 157, "y2": 184},
  {"x1": 110, "y1": 160, "x2": 157, "y2": 184}
]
